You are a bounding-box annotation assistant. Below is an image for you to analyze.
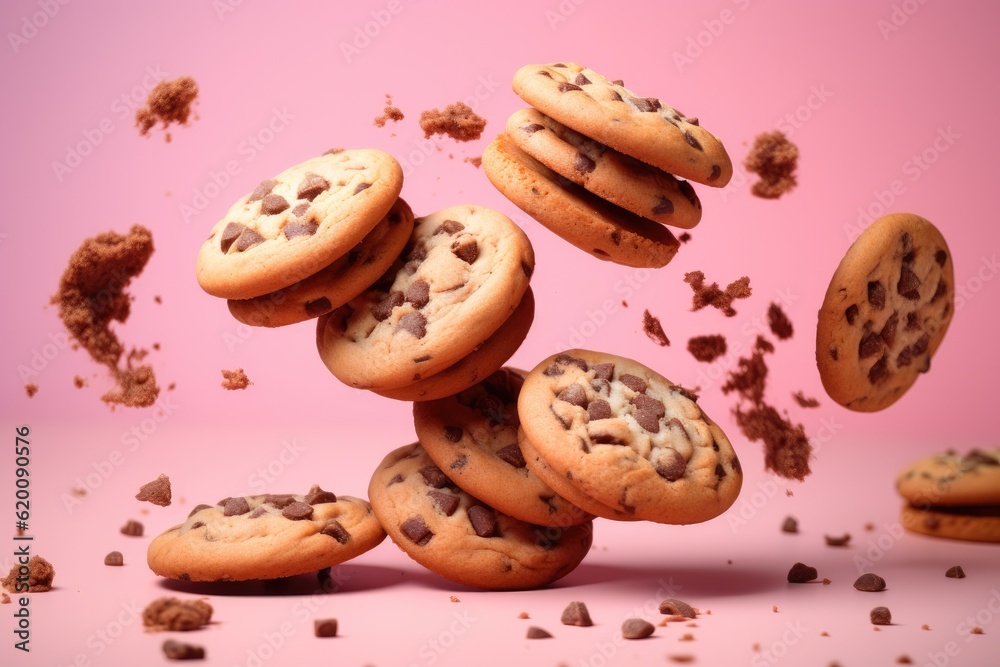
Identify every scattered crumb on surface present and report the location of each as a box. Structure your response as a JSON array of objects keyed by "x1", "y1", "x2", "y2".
[
  {"x1": 143, "y1": 597, "x2": 213, "y2": 632},
  {"x1": 162, "y1": 639, "x2": 205, "y2": 660},
  {"x1": 74, "y1": 376, "x2": 87, "y2": 388},
  {"x1": 825, "y1": 533, "x2": 851, "y2": 547},
  {"x1": 464, "y1": 156, "x2": 482, "y2": 168},
  {"x1": 820, "y1": 631, "x2": 830, "y2": 637},
  {"x1": 922, "y1": 624, "x2": 931, "y2": 631},
  {"x1": 526, "y1": 626, "x2": 553, "y2": 639},
  {"x1": 744, "y1": 130, "x2": 798, "y2": 199},
  {"x1": 822, "y1": 578, "x2": 832, "y2": 585},
  {"x1": 104, "y1": 551, "x2": 124, "y2": 566},
  {"x1": 72, "y1": 486, "x2": 88, "y2": 497},
  {"x1": 793, "y1": 391, "x2": 820, "y2": 408},
  {"x1": 772, "y1": 605, "x2": 779, "y2": 613},
  {"x1": 25, "y1": 384, "x2": 38, "y2": 397},
  {"x1": 449, "y1": 595, "x2": 460, "y2": 603},
  {"x1": 643, "y1": 309, "x2": 670, "y2": 346},
  {"x1": 2, "y1": 556, "x2": 55, "y2": 592},
  {"x1": 120, "y1": 519, "x2": 144, "y2": 537},
  {"x1": 418, "y1": 102, "x2": 487, "y2": 141},
  {"x1": 0, "y1": 593, "x2": 9, "y2": 604},
  {"x1": 781, "y1": 516, "x2": 798, "y2": 533},
  {"x1": 136, "y1": 77, "x2": 199, "y2": 142},
  {"x1": 684, "y1": 271, "x2": 751, "y2": 317},
  {"x1": 221, "y1": 368, "x2": 252, "y2": 390},
  {"x1": 374, "y1": 94, "x2": 404, "y2": 128},
  {"x1": 679, "y1": 232, "x2": 692, "y2": 243},
  {"x1": 314, "y1": 618, "x2": 338, "y2": 637},
  {"x1": 136, "y1": 474, "x2": 172, "y2": 506},
  {"x1": 518, "y1": 612, "x2": 530, "y2": 619},
  {"x1": 687, "y1": 334, "x2": 727, "y2": 362},
  {"x1": 971, "y1": 627, "x2": 984, "y2": 635}
]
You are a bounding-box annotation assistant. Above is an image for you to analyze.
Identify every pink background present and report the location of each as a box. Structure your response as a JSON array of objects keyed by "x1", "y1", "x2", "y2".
[{"x1": 2, "y1": 0, "x2": 998, "y2": 665}]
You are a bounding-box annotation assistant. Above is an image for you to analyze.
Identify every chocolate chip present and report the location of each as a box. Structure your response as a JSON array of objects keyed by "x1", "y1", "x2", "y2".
[
  {"x1": 372, "y1": 291, "x2": 404, "y2": 321},
  {"x1": 558, "y1": 82, "x2": 582, "y2": 92},
  {"x1": 297, "y1": 172, "x2": 330, "y2": 200},
  {"x1": 561, "y1": 601, "x2": 593, "y2": 627},
  {"x1": 104, "y1": 551, "x2": 124, "y2": 566},
  {"x1": 845, "y1": 304, "x2": 859, "y2": 325},
  {"x1": 592, "y1": 363, "x2": 614, "y2": 381},
  {"x1": 573, "y1": 153, "x2": 596, "y2": 173},
  {"x1": 526, "y1": 626, "x2": 552, "y2": 639},
  {"x1": 905, "y1": 312, "x2": 920, "y2": 330},
  {"x1": 190, "y1": 521, "x2": 205, "y2": 529},
  {"x1": 320, "y1": 519, "x2": 351, "y2": 544},
  {"x1": 629, "y1": 96, "x2": 661, "y2": 112},
  {"x1": 871, "y1": 606, "x2": 892, "y2": 625},
  {"x1": 709, "y1": 165, "x2": 721, "y2": 182},
  {"x1": 265, "y1": 494, "x2": 296, "y2": 508},
  {"x1": 897, "y1": 265, "x2": 922, "y2": 300},
  {"x1": 782, "y1": 516, "x2": 798, "y2": 533},
  {"x1": 162, "y1": 639, "x2": 205, "y2": 660},
  {"x1": 573, "y1": 73, "x2": 591, "y2": 85},
  {"x1": 188, "y1": 504, "x2": 212, "y2": 517},
  {"x1": 868, "y1": 281, "x2": 886, "y2": 310},
  {"x1": 398, "y1": 312, "x2": 427, "y2": 338},
  {"x1": 659, "y1": 598, "x2": 696, "y2": 618},
  {"x1": 305, "y1": 484, "x2": 338, "y2": 505},
  {"x1": 404, "y1": 279, "x2": 430, "y2": 308},
  {"x1": 684, "y1": 130, "x2": 703, "y2": 151},
  {"x1": 235, "y1": 227, "x2": 264, "y2": 252},
  {"x1": 248, "y1": 507, "x2": 266, "y2": 519},
  {"x1": 450, "y1": 456, "x2": 467, "y2": 469},
  {"x1": 451, "y1": 238, "x2": 479, "y2": 264},
  {"x1": 434, "y1": 220, "x2": 465, "y2": 236},
  {"x1": 966, "y1": 449, "x2": 999, "y2": 466},
  {"x1": 402, "y1": 516, "x2": 433, "y2": 545},
  {"x1": 467, "y1": 505, "x2": 497, "y2": 537},
  {"x1": 632, "y1": 394, "x2": 665, "y2": 432},
  {"x1": 945, "y1": 565, "x2": 966, "y2": 578},
  {"x1": 248, "y1": 179, "x2": 277, "y2": 203},
  {"x1": 620, "y1": 374, "x2": 647, "y2": 393},
  {"x1": 282, "y1": 501, "x2": 314, "y2": 521},
  {"x1": 880, "y1": 312, "x2": 899, "y2": 348},
  {"x1": 495, "y1": 444, "x2": 526, "y2": 468},
  {"x1": 555, "y1": 354, "x2": 588, "y2": 372},
  {"x1": 896, "y1": 346, "x2": 913, "y2": 367},
  {"x1": 912, "y1": 332, "x2": 930, "y2": 356},
  {"x1": 521, "y1": 123, "x2": 545, "y2": 135},
  {"x1": 825, "y1": 533, "x2": 851, "y2": 547},
  {"x1": 299, "y1": 297, "x2": 331, "y2": 318},
  {"x1": 654, "y1": 448, "x2": 686, "y2": 481},
  {"x1": 552, "y1": 62, "x2": 567, "y2": 67},
  {"x1": 652, "y1": 195, "x2": 674, "y2": 215},
  {"x1": 935, "y1": 249, "x2": 948, "y2": 266},
  {"x1": 859, "y1": 331, "x2": 883, "y2": 358},
  {"x1": 416, "y1": 465, "x2": 448, "y2": 489},
  {"x1": 121, "y1": 519, "x2": 144, "y2": 536},
  {"x1": 587, "y1": 399, "x2": 612, "y2": 421},
  {"x1": 386, "y1": 474, "x2": 404, "y2": 487},
  {"x1": 868, "y1": 355, "x2": 889, "y2": 384},
  {"x1": 537, "y1": 70, "x2": 552, "y2": 78},
  {"x1": 622, "y1": 618, "x2": 655, "y2": 639},
  {"x1": 223, "y1": 497, "x2": 250, "y2": 516},
  {"x1": 220, "y1": 222, "x2": 244, "y2": 253},
  {"x1": 260, "y1": 193, "x2": 289, "y2": 215},
  {"x1": 543, "y1": 364, "x2": 564, "y2": 377},
  {"x1": 788, "y1": 562, "x2": 818, "y2": 583},
  {"x1": 854, "y1": 573, "x2": 887, "y2": 591},
  {"x1": 353, "y1": 182, "x2": 371, "y2": 195},
  {"x1": 314, "y1": 619, "x2": 338, "y2": 638},
  {"x1": 284, "y1": 220, "x2": 318, "y2": 239},
  {"x1": 557, "y1": 383, "x2": 588, "y2": 407},
  {"x1": 608, "y1": 90, "x2": 623, "y2": 102},
  {"x1": 931, "y1": 279, "x2": 947, "y2": 303},
  {"x1": 443, "y1": 426, "x2": 463, "y2": 443},
  {"x1": 428, "y1": 490, "x2": 460, "y2": 516}
]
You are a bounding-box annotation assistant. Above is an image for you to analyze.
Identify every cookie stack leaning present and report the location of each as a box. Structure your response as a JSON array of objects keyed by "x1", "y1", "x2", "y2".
[
  {"x1": 196, "y1": 148, "x2": 411, "y2": 328},
  {"x1": 482, "y1": 61, "x2": 732, "y2": 269},
  {"x1": 515, "y1": 349, "x2": 743, "y2": 525},
  {"x1": 316, "y1": 205, "x2": 536, "y2": 402}
]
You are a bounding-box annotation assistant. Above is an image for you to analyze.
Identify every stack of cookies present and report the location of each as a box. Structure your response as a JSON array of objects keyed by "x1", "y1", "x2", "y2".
[
  {"x1": 482, "y1": 61, "x2": 733, "y2": 268},
  {"x1": 196, "y1": 148, "x2": 411, "y2": 328}
]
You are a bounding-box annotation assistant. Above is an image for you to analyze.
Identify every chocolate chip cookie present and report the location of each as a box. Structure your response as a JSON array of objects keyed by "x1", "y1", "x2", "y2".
[
  {"x1": 518, "y1": 350, "x2": 742, "y2": 524},
  {"x1": 227, "y1": 198, "x2": 414, "y2": 327},
  {"x1": 146, "y1": 486, "x2": 386, "y2": 581},
  {"x1": 816, "y1": 213, "x2": 954, "y2": 411},
  {"x1": 512, "y1": 62, "x2": 732, "y2": 187},
  {"x1": 897, "y1": 448, "x2": 1000, "y2": 542},
  {"x1": 368, "y1": 443, "x2": 594, "y2": 590},
  {"x1": 195, "y1": 149, "x2": 403, "y2": 299},
  {"x1": 482, "y1": 133, "x2": 680, "y2": 268},
  {"x1": 316, "y1": 205, "x2": 534, "y2": 391},
  {"x1": 505, "y1": 107, "x2": 702, "y2": 228},
  {"x1": 413, "y1": 368, "x2": 592, "y2": 527}
]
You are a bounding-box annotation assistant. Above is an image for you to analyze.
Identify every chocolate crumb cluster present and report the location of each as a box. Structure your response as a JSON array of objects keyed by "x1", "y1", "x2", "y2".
[
  {"x1": 374, "y1": 94, "x2": 404, "y2": 128},
  {"x1": 419, "y1": 102, "x2": 487, "y2": 142},
  {"x1": 687, "y1": 334, "x2": 727, "y2": 363},
  {"x1": 221, "y1": 368, "x2": 252, "y2": 390},
  {"x1": 136, "y1": 76, "x2": 199, "y2": 142},
  {"x1": 684, "y1": 271, "x2": 751, "y2": 317},
  {"x1": 744, "y1": 130, "x2": 799, "y2": 199}
]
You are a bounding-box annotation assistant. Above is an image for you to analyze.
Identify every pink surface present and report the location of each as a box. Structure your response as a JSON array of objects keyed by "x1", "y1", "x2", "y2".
[{"x1": 1, "y1": 0, "x2": 998, "y2": 665}]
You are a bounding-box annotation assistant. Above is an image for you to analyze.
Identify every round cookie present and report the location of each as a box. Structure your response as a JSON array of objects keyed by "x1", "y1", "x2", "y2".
[
  {"x1": 316, "y1": 205, "x2": 534, "y2": 391},
  {"x1": 413, "y1": 367, "x2": 592, "y2": 527},
  {"x1": 816, "y1": 213, "x2": 954, "y2": 412},
  {"x1": 147, "y1": 486, "x2": 386, "y2": 581},
  {"x1": 196, "y1": 148, "x2": 403, "y2": 299},
  {"x1": 375, "y1": 287, "x2": 535, "y2": 402},
  {"x1": 482, "y1": 133, "x2": 680, "y2": 269},
  {"x1": 369, "y1": 444, "x2": 593, "y2": 590},
  {"x1": 227, "y1": 198, "x2": 414, "y2": 327},
  {"x1": 512, "y1": 62, "x2": 732, "y2": 187},
  {"x1": 518, "y1": 350, "x2": 742, "y2": 525},
  {"x1": 505, "y1": 108, "x2": 702, "y2": 229},
  {"x1": 900, "y1": 505, "x2": 1000, "y2": 543},
  {"x1": 896, "y1": 448, "x2": 1000, "y2": 507}
]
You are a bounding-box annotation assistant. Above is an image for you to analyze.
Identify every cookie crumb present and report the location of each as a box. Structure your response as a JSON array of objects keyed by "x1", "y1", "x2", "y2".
[
  {"x1": 687, "y1": 335, "x2": 727, "y2": 363},
  {"x1": 518, "y1": 612, "x2": 530, "y2": 619},
  {"x1": 104, "y1": 551, "x2": 124, "y2": 566},
  {"x1": 72, "y1": 486, "x2": 87, "y2": 497},
  {"x1": 772, "y1": 605, "x2": 779, "y2": 613},
  {"x1": 824, "y1": 533, "x2": 851, "y2": 547},
  {"x1": 945, "y1": 565, "x2": 966, "y2": 578},
  {"x1": 922, "y1": 624, "x2": 931, "y2": 630},
  {"x1": 144, "y1": 597, "x2": 212, "y2": 632},
  {"x1": 221, "y1": 368, "x2": 252, "y2": 390},
  {"x1": 51, "y1": 225, "x2": 159, "y2": 408},
  {"x1": 0, "y1": 593, "x2": 9, "y2": 604},
  {"x1": 897, "y1": 656, "x2": 913, "y2": 664},
  {"x1": 121, "y1": 519, "x2": 144, "y2": 537},
  {"x1": 820, "y1": 631, "x2": 830, "y2": 637},
  {"x1": 162, "y1": 639, "x2": 205, "y2": 660},
  {"x1": 781, "y1": 516, "x2": 798, "y2": 533},
  {"x1": 854, "y1": 573, "x2": 887, "y2": 592},
  {"x1": 561, "y1": 601, "x2": 593, "y2": 627},
  {"x1": 792, "y1": 391, "x2": 820, "y2": 408},
  {"x1": 2, "y1": 556, "x2": 55, "y2": 592},
  {"x1": 787, "y1": 562, "x2": 818, "y2": 584},
  {"x1": 136, "y1": 474, "x2": 172, "y2": 506},
  {"x1": 314, "y1": 618, "x2": 338, "y2": 637},
  {"x1": 767, "y1": 302, "x2": 794, "y2": 340},
  {"x1": 971, "y1": 626, "x2": 984, "y2": 635},
  {"x1": 870, "y1": 606, "x2": 892, "y2": 625},
  {"x1": 785, "y1": 489, "x2": 794, "y2": 496},
  {"x1": 864, "y1": 522, "x2": 876, "y2": 531},
  {"x1": 464, "y1": 156, "x2": 482, "y2": 168},
  {"x1": 526, "y1": 626, "x2": 553, "y2": 639},
  {"x1": 679, "y1": 232, "x2": 692, "y2": 243},
  {"x1": 449, "y1": 595, "x2": 460, "y2": 603},
  {"x1": 374, "y1": 94, "x2": 404, "y2": 128},
  {"x1": 744, "y1": 131, "x2": 798, "y2": 199},
  {"x1": 684, "y1": 271, "x2": 752, "y2": 317},
  {"x1": 659, "y1": 598, "x2": 696, "y2": 619},
  {"x1": 668, "y1": 655, "x2": 695, "y2": 663},
  {"x1": 24, "y1": 384, "x2": 38, "y2": 397},
  {"x1": 136, "y1": 77, "x2": 199, "y2": 142},
  {"x1": 822, "y1": 578, "x2": 832, "y2": 585},
  {"x1": 419, "y1": 102, "x2": 487, "y2": 142},
  {"x1": 643, "y1": 309, "x2": 670, "y2": 346},
  {"x1": 679, "y1": 632, "x2": 695, "y2": 641},
  {"x1": 74, "y1": 376, "x2": 87, "y2": 388},
  {"x1": 621, "y1": 618, "x2": 655, "y2": 639}
]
